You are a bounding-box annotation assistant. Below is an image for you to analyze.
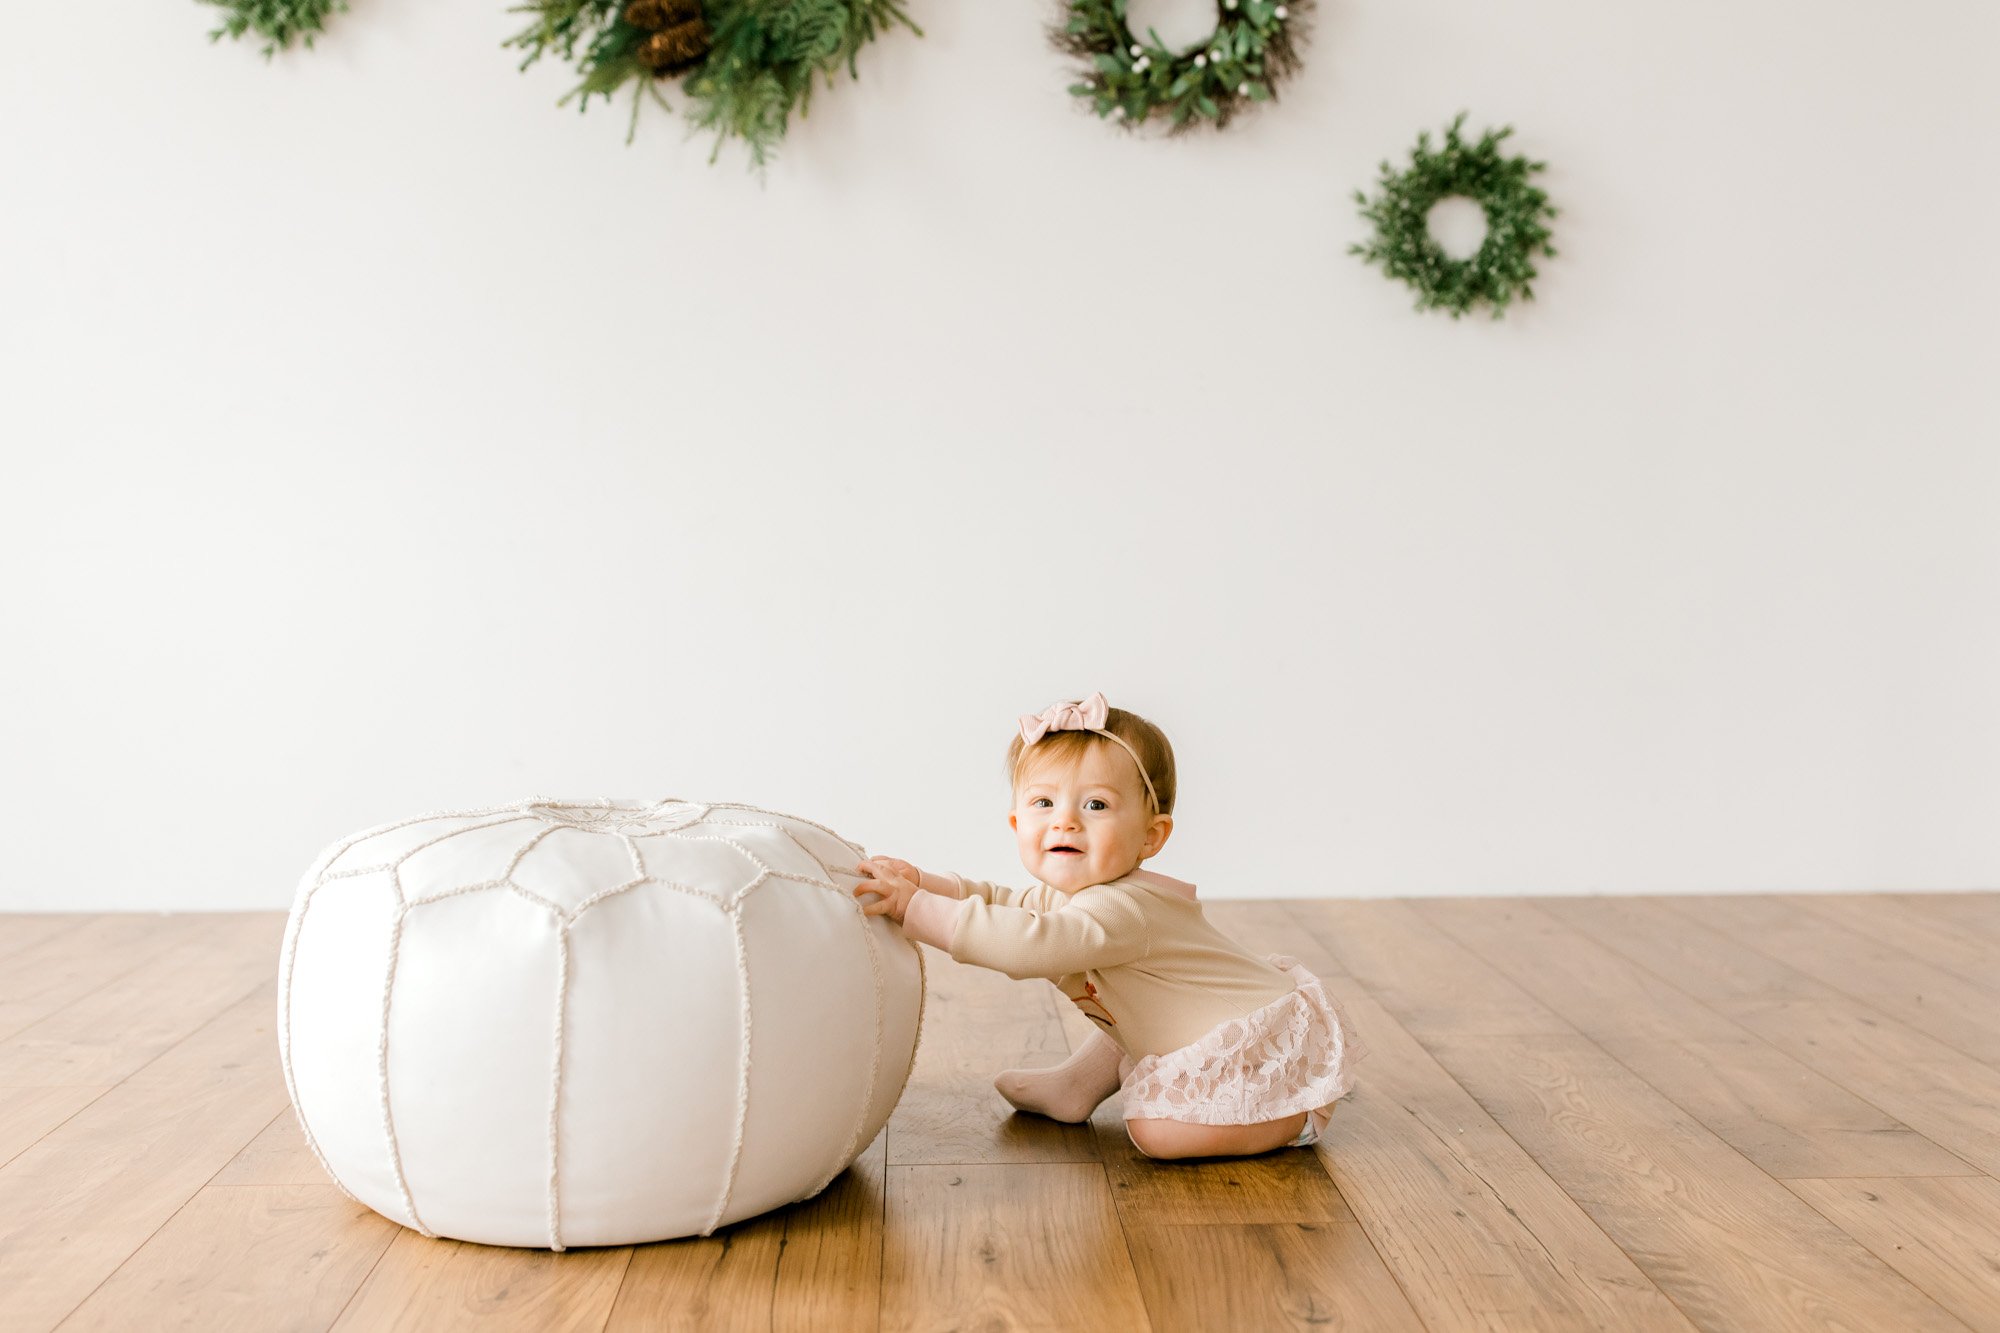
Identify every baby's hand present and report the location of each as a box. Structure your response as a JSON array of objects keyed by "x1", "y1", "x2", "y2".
[{"x1": 852, "y1": 856, "x2": 925, "y2": 925}]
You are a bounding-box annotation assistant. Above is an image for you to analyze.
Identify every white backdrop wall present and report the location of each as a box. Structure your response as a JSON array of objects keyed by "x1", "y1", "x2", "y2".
[{"x1": 3, "y1": 0, "x2": 1995, "y2": 910}]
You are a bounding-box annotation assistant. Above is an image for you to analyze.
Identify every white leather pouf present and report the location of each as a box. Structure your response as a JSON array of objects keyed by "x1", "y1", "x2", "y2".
[{"x1": 278, "y1": 797, "x2": 924, "y2": 1249}]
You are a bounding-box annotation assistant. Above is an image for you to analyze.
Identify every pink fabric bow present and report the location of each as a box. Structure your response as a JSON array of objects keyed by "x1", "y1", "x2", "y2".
[{"x1": 1018, "y1": 691, "x2": 1111, "y2": 744}]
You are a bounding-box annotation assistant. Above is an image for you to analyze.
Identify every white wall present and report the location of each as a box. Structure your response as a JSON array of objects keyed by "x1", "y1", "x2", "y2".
[{"x1": 3, "y1": 0, "x2": 1995, "y2": 910}]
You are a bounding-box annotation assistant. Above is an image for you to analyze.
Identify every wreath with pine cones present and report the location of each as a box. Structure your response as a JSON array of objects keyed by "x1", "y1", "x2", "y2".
[
  {"x1": 1052, "y1": 0, "x2": 1310, "y2": 131},
  {"x1": 1350, "y1": 113, "x2": 1558, "y2": 319},
  {"x1": 507, "y1": 0, "x2": 921, "y2": 167}
]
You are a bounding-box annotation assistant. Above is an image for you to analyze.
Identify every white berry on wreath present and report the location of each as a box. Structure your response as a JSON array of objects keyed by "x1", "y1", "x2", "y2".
[{"x1": 1052, "y1": 0, "x2": 1311, "y2": 131}]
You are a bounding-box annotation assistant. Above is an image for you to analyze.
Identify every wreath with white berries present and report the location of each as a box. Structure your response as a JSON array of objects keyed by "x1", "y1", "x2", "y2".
[{"x1": 1052, "y1": 0, "x2": 1310, "y2": 131}]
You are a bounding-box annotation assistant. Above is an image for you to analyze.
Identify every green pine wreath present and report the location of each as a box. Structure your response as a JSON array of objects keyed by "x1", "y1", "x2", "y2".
[
  {"x1": 201, "y1": 0, "x2": 347, "y2": 57},
  {"x1": 1351, "y1": 113, "x2": 1558, "y2": 319},
  {"x1": 1052, "y1": 0, "x2": 1310, "y2": 131},
  {"x1": 507, "y1": 0, "x2": 920, "y2": 168}
]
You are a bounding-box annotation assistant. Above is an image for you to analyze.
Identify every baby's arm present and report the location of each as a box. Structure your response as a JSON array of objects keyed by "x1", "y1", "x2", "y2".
[
  {"x1": 903, "y1": 884, "x2": 1150, "y2": 981},
  {"x1": 853, "y1": 856, "x2": 1026, "y2": 922},
  {"x1": 854, "y1": 857, "x2": 1146, "y2": 978}
]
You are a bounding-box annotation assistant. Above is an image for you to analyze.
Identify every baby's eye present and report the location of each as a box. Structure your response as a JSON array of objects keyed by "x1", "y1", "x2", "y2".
[
  {"x1": 1085, "y1": 799, "x2": 1107, "y2": 811},
  {"x1": 1030, "y1": 797, "x2": 1052, "y2": 808}
]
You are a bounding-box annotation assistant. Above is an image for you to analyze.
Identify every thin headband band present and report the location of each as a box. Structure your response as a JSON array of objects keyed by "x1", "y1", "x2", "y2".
[{"x1": 1014, "y1": 691, "x2": 1162, "y2": 814}]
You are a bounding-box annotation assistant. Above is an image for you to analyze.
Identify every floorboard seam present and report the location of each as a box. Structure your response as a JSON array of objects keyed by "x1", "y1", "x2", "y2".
[
  {"x1": 0, "y1": 917, "x2": 215, "y2": 1047},
  {"x1": 323, "y1": 1225, "x2": 400, "y2": 1332},
  {"x1": 0, "y1": 917, "x2": 94, "y2": 969},
  {"x1": 1653, "y1": 895, "x2": 2000, "y2": 1080},
  {"x1": 1552, "y1": 896, "x2": 2000, "y2": 1168},
  {"x1": 1420, "y1": 897, "x2": 1982, "y2": 1182},
  {"x1": 1774, "y1": 1179, "x2": 1987, "y2": 1322},
  {"x1": 1535, "y1": 898, "x2": 1994, "y2": 1175},
  {"x1": 1781, "y1": 895, "x2": 2000, "y2": 993},
  {"x1": 1275, "y1": 904, "x2": 1435, "y2": 1332},
  {"x1": 50, "y1": 1101, "x2": 293, "y2": 1328},
  {"x1": 0, "y1": 1087, "x2": 114, "y2": 1175},
  {"x1": 1, "y1": 968, "x2": 281, "y2": 1181},
  {"x1": 1293, "y1": 901, "x2": 1718, "y2": 1331}
]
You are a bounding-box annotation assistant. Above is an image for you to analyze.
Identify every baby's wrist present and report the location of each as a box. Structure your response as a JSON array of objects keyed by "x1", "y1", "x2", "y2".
[
  {"x1": 899, "y1": 886, "x2": 959, "y2": 949},
  {"x1": 916, "y1": 869, "x2": 961, "y2": 898}
]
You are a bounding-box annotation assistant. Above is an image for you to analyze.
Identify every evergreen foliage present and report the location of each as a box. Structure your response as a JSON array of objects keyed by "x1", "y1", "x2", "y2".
[
  {"x1": 1053, "y1": 0, "x2": 1308, "y2": 132},
  {"x1": 202, "y1": 0, "x2": 348, "y2": 57},
  {"x1": 1351, "y1": 113, "x2": 1559, "y2": 320},
  {"x1": 508, "y1": 0, "x2": 920, "y2": 167}
]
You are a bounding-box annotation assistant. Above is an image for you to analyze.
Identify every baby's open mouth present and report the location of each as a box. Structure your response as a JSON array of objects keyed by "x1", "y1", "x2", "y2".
[{"x1": 1048, "y1": 846, "x2": 1082, "y2": 855}]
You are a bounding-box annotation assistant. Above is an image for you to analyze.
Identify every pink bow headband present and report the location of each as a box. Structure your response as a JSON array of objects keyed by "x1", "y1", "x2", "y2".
[{"x1": 1015, "y1": 691, "x2": 1162, "y2": 814}]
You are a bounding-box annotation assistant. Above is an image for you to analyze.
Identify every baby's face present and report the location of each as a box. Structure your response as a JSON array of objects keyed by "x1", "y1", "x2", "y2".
[{"x1": 1009, "y1": 742, "x2": 1171, "y2": 893}]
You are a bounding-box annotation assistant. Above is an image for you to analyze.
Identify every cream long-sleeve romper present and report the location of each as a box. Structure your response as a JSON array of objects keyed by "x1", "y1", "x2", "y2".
[{"x1": 899, "y1": 867, "x2": 1356, "y2": 1138}]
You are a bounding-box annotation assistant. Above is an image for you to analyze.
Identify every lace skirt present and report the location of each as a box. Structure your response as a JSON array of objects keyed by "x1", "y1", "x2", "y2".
[{"x1": 1120, "y1": 955, "x2": 1360, "y2": 1127}]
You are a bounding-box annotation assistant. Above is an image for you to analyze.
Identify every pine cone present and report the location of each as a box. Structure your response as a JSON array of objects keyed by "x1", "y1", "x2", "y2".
[
  {"x1": 623, "y1": 0, "x2": 701, "y2": 30},
  {"x1": 624, "y1": 0, "x2": 665, "y2": 27},
  {"x1": 638, "y1": 17, "x2": 710, "y2": 73}
]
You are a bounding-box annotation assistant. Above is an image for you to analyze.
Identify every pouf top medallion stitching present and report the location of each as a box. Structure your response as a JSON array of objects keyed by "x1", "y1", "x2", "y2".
[{"x1": 515, "y1": 797, "x2": 710, "y2": 835}]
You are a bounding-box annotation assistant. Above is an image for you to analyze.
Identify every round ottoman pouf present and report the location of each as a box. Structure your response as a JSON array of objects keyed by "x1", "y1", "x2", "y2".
[{"x1": 278, "y1": 797, "x2": 925, "y2": 1250}]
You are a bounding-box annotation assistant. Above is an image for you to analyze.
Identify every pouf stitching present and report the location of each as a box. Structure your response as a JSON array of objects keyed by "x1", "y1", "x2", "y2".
[
  {"x1": 285, "y1": 799, "x2": 917, "y2": 1249},
  {"x1": 321, "y1": 812, "x2": 543, "y2": 879},
  {"x1": 378, "y1": 889, "x2": 437, "y2": 1237},
  {"x1": 281, "y1": 808, "x2": 557, "y2": 1222},
  {"x1": 285, "y1": 813, "x2": 545, "y2": 1235},
  {"x1": 702, "y1": 904, "x2": 756, "y2": 1237},
  {"x1": 563, "y1": 874, "x2": 707, "y2": 918},
  {"x1": 799, "y1": 892, "x2": 886, "y2": 1204},
  {"x1": 667, "y1": 832, "x2": 836, "y2": 909},
  {"x1": 522, "y1": 796, "x2": 709, "y2": 835},
  {"x1": 703, "y1": 801, "x2": 861, "y2": 848},
  {"x1": 503, "y1": 882, "x2": 568, "y2": 918},
  {"x1": 278, "y1": 875, "x2": 363, "y2": 1208},
  {"x1": 657, "y1": 820, "x2": 846, "y2": 894},
  {"x1": 549, "y1": 923, "x2": 573, "y2": 1249},
  {"x1": 402, "y1": 877, "x2": 543, "y2": 910}
]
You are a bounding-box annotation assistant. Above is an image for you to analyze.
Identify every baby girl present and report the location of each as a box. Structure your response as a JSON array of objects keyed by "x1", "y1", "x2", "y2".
[{"x1": 852, "y1": 692, "x2": 1357, "y2": 1160}]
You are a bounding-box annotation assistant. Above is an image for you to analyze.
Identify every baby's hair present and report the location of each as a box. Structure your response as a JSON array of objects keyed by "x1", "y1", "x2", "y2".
[{"x1": 1005, "y1": 705, "x2": 1178, "y2": 816}]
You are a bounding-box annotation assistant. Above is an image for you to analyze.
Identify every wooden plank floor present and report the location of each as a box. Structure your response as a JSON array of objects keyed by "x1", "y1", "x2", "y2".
[{"x1": 2, "y1": 894, "x2": 1997, "y2": 1332}]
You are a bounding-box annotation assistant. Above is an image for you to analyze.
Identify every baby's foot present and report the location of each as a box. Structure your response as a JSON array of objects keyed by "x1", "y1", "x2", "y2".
[{"x1": 994, "y1": 1030, "x2": 1126, "y2": 1124}]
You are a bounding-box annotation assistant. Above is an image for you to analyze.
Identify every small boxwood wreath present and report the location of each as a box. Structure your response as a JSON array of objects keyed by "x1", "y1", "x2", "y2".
[
  {"x1": 1052, "y1": 0, "x2": 1310, "y2": 131},
  {"x1": 506, "y1": 0, "x2": 920, "y2": 168},
  {"x1": 1350, "y1": 113, "x2": 1558, "y2": 319}
]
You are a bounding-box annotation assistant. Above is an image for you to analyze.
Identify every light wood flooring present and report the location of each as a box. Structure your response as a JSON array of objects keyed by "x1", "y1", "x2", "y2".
[{"x1": 4, "y1": 893, "x2": 2000, "y2": 1331}]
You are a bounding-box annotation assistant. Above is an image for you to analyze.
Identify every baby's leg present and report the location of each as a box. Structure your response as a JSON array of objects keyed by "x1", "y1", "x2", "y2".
[
  {"x1": 1127, "y1": 1111, "x2": 1311, "y2": 1160},
  {"x1": 993, "y1": 1029, "x2": 1129, "y2": 1124}
]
